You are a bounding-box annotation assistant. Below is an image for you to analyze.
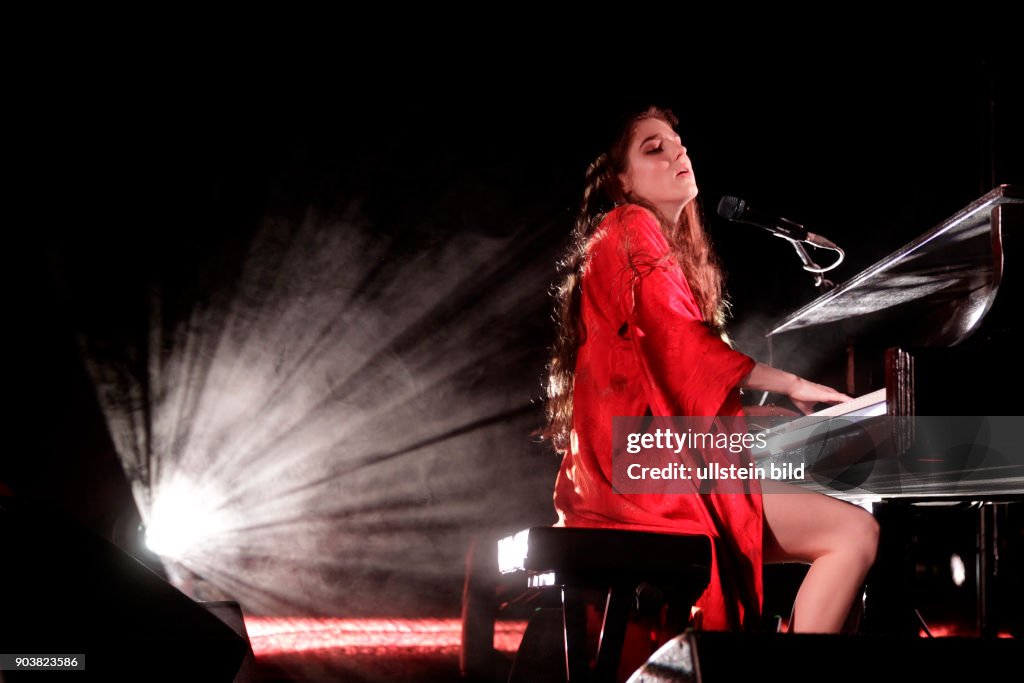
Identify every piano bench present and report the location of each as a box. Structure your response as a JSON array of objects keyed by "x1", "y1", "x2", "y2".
[{"x1": 460, "y1": 527, "x2": 711, "y2": 682}]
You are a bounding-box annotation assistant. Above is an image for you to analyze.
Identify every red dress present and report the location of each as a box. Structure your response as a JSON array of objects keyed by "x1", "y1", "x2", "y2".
[{"x1": 553, "y1": 204, "x2": 763, "y2": 630}]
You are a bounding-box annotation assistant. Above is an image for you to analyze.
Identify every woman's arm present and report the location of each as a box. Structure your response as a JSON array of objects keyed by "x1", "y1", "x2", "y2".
[
  {"x1": 609, "y1": 206, "x2": 758, "y2": 416},
  {"x1": 741, "y1": 362, "x2": 851, "y2": 415}
]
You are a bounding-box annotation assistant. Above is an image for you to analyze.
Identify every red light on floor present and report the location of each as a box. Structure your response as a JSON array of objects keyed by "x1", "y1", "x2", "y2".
[
  {"x1": 916, "y1": 624, "x2": 1018, "y2": 638},
  {"x1": 920, "y1": 624, "x2": 957, "y2": 638},
  {"x1": 244, "y1": 617, "x2": 527, "y2": 658}
]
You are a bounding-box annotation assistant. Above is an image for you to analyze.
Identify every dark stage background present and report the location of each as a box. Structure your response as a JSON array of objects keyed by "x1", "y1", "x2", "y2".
[{"x1": 5, "y1": 50, "x2": 1023, "y2": 679}]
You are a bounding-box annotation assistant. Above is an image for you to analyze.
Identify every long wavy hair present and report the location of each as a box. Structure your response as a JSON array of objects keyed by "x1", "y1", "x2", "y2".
[{"x1": 544, "y1": 106, "x2": 730, "y2": 454}]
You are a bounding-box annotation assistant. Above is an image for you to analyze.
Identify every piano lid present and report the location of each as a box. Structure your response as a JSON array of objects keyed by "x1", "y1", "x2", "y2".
[{"x1": 769, "y1": 185, "x2": 1023, "y2": 343}]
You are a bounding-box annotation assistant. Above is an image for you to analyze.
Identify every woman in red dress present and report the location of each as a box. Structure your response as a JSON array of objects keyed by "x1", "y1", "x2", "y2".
[{"x1": 545, "y1": 106, "x2": 879, "y2": 633}]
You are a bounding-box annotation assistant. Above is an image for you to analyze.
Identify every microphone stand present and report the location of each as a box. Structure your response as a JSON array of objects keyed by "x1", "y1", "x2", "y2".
[{"x1": 782, "y1": 237, "x2": 837, "y2": 291}]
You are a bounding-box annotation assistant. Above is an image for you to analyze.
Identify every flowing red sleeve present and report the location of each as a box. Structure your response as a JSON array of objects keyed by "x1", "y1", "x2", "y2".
[{"x1": 602, "y1": 204, "x2": 756, "y2": 415}]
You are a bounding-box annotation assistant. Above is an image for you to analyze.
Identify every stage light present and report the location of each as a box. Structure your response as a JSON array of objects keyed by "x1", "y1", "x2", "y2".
[
  {"x1": 498, "y1": 529, "x2": 530, "y2": 574},
  {"x1": 78, "y1": 198, "x2": 555, "y2": 642},
  {"x1": 950, "y1": 553, "x2": 966, "y2": 587},
  {"x1": 145, "y1": 475, "x2": 238, "y2": 561}
]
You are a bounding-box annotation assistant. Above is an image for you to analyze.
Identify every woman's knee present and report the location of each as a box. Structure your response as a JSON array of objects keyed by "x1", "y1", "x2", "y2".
[
  {"x1": 848, "y1": 507, "x2": 880, "y2": 569},
  {"x1": 820, "y1": 504, "x2": 879, "y2": 569},
  {"x1": 763, "y1": 492, "x2": 879, "y2": 568}
]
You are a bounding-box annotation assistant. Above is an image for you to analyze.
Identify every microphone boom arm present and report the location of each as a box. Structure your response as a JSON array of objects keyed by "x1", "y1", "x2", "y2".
[{"x1": 777, "y1": 235, "x2": 844, "y2": 290}]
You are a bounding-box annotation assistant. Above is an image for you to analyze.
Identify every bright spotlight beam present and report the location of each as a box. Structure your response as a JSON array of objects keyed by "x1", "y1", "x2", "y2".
[{"x1": 79, "y1": 195, "x2": 560, "y2": 621}]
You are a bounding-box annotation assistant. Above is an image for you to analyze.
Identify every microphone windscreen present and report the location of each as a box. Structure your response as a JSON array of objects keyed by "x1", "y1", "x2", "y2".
[{"x1": 717, "y1": 195, "x2": 745, "y2": 220}]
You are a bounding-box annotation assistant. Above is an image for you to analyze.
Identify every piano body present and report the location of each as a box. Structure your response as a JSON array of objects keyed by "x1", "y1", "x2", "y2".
[
  {"x1": 756, "y1": 185, "x2": 1023, "y2": 636},
  {"x1": 767, "y1": 184, "x2": 1023, "y2": 418}
]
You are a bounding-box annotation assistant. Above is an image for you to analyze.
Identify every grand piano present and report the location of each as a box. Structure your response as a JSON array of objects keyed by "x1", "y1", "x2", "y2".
[
  {"x1": 756, "y1": 185, "x2": 1023, "y2": 498},
  {"x1": 768, "y1": 183, "x2": 1023, "y2": 409},
  {"x1": 753, "y1": 185, "x2": 1023, "y2": 636}
]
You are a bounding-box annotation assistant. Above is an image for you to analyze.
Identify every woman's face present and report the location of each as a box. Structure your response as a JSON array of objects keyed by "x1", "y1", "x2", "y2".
[{"x1": 618, "y1": 117, "x2": 697, "y2": 216}]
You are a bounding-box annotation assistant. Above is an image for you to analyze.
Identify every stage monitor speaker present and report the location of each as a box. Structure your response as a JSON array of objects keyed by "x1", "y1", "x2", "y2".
[
  {"x1": 0, "y1": 498, "x2": 246, "y2": 681},
  {"x1": 202, "y1": 601, "x2": 258, "y2": 683},
  {"x1": 628, "y1": 629, "x2": 1023, "y2": 682}
]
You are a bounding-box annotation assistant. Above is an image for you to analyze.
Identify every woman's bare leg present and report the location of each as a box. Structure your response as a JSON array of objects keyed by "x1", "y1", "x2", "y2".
[{"x1": 762, "y1": 485, "x2": 879, "y2": 633}]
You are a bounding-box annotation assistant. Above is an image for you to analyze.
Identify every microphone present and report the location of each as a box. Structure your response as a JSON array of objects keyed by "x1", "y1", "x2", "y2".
[{"x1": 716, "y1": 196, "x2": 837, "y2": 249}]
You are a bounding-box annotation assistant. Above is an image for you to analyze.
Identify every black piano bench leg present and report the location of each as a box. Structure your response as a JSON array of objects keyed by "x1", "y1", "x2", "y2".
[
  {"x1": 593, "y1": 584, "x2": 631, "y2": 683},
  {"x1": 561, "y1": 586, "x2": 591, "y2": 682}
]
